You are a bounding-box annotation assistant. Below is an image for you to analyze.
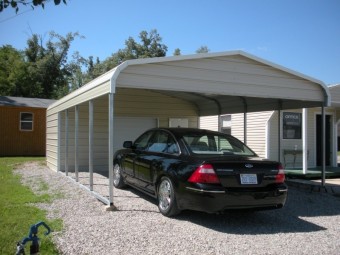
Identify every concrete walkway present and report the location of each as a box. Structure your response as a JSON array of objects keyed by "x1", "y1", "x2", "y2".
[{"x1": 286, "y1": 178, "x2": 340, "y2": 196}]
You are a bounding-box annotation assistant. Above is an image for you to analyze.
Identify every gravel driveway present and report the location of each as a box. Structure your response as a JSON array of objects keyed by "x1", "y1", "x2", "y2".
[{"x1": 15, "y1": 162, "x2": 340, "y2": 255}]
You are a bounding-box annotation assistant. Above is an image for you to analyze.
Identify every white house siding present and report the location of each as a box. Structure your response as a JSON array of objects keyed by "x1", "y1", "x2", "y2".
[
  {"x1": 267, "y1": 108, "x2": 337, "y2": 168},
  {"x1": 231, "y1": 111, "x2": 273, "y2": 158},
  {"x1": 199, "y1": 115, "x2": 219, "y2": 131},
  {"x1": 330, "y1": 85, "x2": 340, "y2": 105}
]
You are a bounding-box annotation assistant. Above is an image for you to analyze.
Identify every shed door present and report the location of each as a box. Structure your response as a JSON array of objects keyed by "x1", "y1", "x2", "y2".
[{"x1": 113, "y1": 117, "x2": 158, "y2": 153}]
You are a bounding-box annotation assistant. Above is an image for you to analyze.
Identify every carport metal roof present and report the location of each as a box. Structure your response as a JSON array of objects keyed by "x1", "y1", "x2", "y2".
[
  {"x1": 49, "y1": 50, "x2": 329, "y2": 115},
  {"x1": 48, "y1": 50, "x2": 330, "y2": 207}
]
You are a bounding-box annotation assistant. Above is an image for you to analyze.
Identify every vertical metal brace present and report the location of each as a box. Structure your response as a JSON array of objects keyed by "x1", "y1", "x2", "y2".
[
  {"x1": 65, "y1": 109, "x2": 69, "y2": 176},
  {"x1": 57, "y1": 112, "x2": 61, "y2": 172},
  {"x1": 322, "y1": 106, "x2": 326, "y2": 187},
  {"x1": 89, "y1": 100, "x2": 94, "y2": 191},
  {"x1": 75, "y1": 105, "x2": 79, "y2": 182},
  {"x1": 244, "y1": 112, "x2": 247, "y2": 145},
  {"x1": 302, "y1": 108, "x2": 308, "y2": 174},
  {"x1": 278, "y1": 101, "x2": 282, "y2": 163},
  {"x1": 108, "y1": 93, "x2": 114, "y2": 206}
]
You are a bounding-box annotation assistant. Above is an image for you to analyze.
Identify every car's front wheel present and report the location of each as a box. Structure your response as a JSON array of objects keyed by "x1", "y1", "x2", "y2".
[
  {"x1": 113, "y1": 163, "x2": 126, "y2": 189},
  {"x1": 157, "y1": 177, "x2": 180, "y2": 217}
]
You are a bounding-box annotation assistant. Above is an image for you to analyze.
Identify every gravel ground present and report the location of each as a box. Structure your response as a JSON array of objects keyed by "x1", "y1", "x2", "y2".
[{"x1": 15, "y1": 162, "x2": 340, "y2": 255}]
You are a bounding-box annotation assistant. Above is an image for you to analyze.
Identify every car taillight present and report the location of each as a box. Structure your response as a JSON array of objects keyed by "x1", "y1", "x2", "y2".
[
  {"x1": 276, "y1": 164, "x2": 285, "y2": 183},
  {"x1": 188, "y1": 164, "x2": 220, "y2": 184}
]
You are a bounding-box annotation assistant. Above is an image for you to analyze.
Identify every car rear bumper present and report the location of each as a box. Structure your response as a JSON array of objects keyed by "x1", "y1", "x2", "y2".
[{"x1": 177, "y1": 183, "x2": 288, "y2": 213}]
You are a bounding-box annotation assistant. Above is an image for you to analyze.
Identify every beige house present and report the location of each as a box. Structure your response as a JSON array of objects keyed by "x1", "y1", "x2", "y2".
[
  {"x1": 200, "y1": 84, "x2": 340, "y2": 172},
  {"x1": 46, "y1": 51, "x2": 329, "y2": 205}
]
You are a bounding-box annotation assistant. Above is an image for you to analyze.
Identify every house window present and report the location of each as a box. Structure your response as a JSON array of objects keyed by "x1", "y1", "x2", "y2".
[
  {"x1": 20, "y1": 112, "x2": 33, "y2": 131},
  {"x1": 283, "y1": 112, "x2": 301, "y2": 139}
]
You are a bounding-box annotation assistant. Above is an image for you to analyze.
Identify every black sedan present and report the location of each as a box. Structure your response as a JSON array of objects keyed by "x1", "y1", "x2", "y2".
[{"x1": 113, "y1": 128, "x2": 287, "y2": 217}]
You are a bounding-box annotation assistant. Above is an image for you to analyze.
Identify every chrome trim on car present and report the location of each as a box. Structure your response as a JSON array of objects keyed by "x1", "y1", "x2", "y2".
[
  {"x1": 185, "y1": 187, "x2": 226, "y2": 194},
  {"x1": 216, "y1": 169, "x2": 234, "y2": 172}
]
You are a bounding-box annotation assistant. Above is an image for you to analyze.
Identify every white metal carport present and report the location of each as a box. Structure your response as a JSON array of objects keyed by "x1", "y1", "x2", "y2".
[{"x1": 46, "y1": 50, "x2": 330, "y2": 207}]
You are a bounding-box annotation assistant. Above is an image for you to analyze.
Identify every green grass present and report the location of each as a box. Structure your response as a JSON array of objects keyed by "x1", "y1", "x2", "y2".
[{"x1": 0, "y1": 157, "x2": 62, "y2": 254}]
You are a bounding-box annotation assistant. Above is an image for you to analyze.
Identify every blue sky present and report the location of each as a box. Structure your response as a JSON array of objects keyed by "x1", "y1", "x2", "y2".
[{"x1": 1, "y1": 0, "x2": 339, "y2": 85}]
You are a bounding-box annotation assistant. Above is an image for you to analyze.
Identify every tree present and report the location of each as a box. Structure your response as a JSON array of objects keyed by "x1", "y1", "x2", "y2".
[
  {"x1": 0, "y1": 45, "x2": 29, "y2": 96},
  {"x1": 86, "y1": 29, "x2": 168, "y2": 82},
  {"x1": 0, "y1": 0, "x2": 67, "y2": 13},
  {"x1": 173, "y1": 48, "x2": 181, "y2": 56},
  {"x1": 116, "y1": 29, "x2": 168, "y2": 61},
  {"x1": 24, "y1": 31, "x2": 84, "y2": 98},
  {"x1": 196, "y1": 45, "x2": 210, "y2": 54},
  {"x1": 0, "y1": 32, "x2": 84, "y2": 99}
]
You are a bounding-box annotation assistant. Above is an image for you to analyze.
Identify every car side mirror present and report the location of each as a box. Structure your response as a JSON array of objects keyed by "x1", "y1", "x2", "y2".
[{"x1": 123, "y1": 141, "x2": 133, "y2": 148}]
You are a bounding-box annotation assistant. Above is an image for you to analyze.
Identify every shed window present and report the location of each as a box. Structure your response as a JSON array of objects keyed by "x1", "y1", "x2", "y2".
[{"x1": 20, "y1": 112, "x2": 33, "y2": 131}]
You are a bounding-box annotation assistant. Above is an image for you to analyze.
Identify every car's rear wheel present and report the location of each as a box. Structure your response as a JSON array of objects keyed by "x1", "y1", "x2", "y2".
[
  {"x1": 113, "y1": 163, "x2": 126, "y2": 188},
  {"x1": 157, "y1": 177, "x2": 180, "y2": 217}
]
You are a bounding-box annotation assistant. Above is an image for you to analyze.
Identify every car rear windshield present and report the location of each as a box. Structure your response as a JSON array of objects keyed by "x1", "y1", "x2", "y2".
[{"x1": 183, "y1": 132, "x2": 256, "y2": 156}]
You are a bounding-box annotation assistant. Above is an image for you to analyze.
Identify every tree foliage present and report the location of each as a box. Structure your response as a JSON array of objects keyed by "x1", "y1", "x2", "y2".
[
  {"x1": 0, "y1": 29, "x2": 186, "y2": 99},
  {"x1": 82, "y1": 29, "x2": 168, "y2": 83},
  {"x1": 173, "y1": 48, "x2": 181, "y2": 56},
  {"x1": 196, "y1": 45, "x2": 210, "y2": 54},
  {"x1": 0, "y1": 0, "x2": 67, "y2": 13},
  {"x1": 0, "y1": 31, "x2": 84, "y2": 99}
]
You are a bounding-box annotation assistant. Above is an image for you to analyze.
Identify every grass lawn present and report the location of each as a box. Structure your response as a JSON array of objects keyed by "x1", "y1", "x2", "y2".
[{"x1": 0, "y1": 157, "x2": 62, "y2": 254}]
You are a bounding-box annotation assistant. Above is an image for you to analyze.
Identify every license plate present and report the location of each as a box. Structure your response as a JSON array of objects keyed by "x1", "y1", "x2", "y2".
[{"x1": 240, "y1": 174, "x2": 258, "y2": 184}]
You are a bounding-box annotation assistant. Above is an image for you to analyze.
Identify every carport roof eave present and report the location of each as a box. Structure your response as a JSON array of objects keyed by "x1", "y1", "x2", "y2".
[{"x1": 47, "y1": 67, "x2": 118, "y2": 111}]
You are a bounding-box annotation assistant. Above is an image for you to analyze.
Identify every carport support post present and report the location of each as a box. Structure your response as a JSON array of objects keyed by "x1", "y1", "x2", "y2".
[
  {"x1": 65, "y1": 109, "x2": 69, "y2": 176},
  {"x1": 108, "y1": 93, "x2": 115, "y2": 209},
  {"x1": 278, "y1": 110, "x2": 281, "y2": 163},
  {"x1": 322, "y1": 106, "x2": 326, "y2": 186},
  {"x1": 302, "y1": 108, "x2": 308, "y2": 174},
  {"x1": 75, "y1": 105, "x2": 79, "y2": 182},
  {"x1": 244, "y1": 112, "x2": 247, "y2": 145},
  {"x1": 89, "y1": 100, "x2": 94, "y2": 191}
]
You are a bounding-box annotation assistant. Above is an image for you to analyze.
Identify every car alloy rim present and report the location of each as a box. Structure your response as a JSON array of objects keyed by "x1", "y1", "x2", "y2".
[
  {"x1": 158, "y1": 179, "x2": 171, "y2": 211},
  {"x1": 113, "y1": 164, "x2": 120, "y2": 186}
]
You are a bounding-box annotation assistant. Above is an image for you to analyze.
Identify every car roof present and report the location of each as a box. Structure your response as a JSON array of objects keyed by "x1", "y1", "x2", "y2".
[{"x1": 150, "y1": 127, "x2": 225, "y2": 137}]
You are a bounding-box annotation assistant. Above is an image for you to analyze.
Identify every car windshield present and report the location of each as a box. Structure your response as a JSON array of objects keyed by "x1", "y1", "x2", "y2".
[{"x1": 182, "y1": 132, "x2": 256, "y2": 156}]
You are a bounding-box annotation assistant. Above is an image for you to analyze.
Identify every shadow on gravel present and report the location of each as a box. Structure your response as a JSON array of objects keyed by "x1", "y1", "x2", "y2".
[
  {"x1": 66, "y1": 170, "x2": 340, "y2": 235},
  {"x1": 120, "y1": 186, "x2": 339, "y2": 235},
  {"x1": 174, "y1": 187, "x2": 340, "y2": 235}
]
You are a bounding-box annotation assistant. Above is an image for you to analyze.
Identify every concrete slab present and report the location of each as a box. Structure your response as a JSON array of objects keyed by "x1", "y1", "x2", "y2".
[{"x1": 286, "y1": 178, "x2": 340, "y2": 196}]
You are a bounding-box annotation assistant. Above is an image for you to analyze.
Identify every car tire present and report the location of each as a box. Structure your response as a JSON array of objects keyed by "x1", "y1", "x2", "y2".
[
  {"x1": 157, "y1": 177, "x2": 180, "y2": 217},
  {"x1": 113, "y1": 163, "x2": 126, "y2": 189}
]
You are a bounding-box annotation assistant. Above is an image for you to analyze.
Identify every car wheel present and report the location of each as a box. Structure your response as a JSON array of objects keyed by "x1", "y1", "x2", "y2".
[
  {"x1": 157, "y1": 177, "x2": 180, "y2": 217},
  {"x1": 113, "y1": 163, "x2": 126, "y2": 189}
]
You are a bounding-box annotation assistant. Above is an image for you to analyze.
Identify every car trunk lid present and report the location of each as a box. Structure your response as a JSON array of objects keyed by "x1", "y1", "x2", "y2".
[{"x1": 207, "y1": 157, "x2": 282, "y2": 188}]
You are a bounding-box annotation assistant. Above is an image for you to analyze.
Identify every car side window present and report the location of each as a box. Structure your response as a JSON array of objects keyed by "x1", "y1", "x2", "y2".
[
  {"x1": 134, "y1": 131, "x2": 153, "y2": 151},
  {"x1": 147, "y1": 131, "x2": 179, "y2": 154}
]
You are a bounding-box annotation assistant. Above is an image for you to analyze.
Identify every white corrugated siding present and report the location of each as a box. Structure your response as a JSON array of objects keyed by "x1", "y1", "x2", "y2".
[
  {"x1": 47, "y1": 91, "x2": 199, "y2": 172},
  {"x1": 46, "y1": 112, "x2": 59, "y2": 171},
  {"x1": 199, "y1": 115, "x2": 219, "y2": 131},
  {"x1": 231, "y1": 111, "x2": 273, "y2": 157}
]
